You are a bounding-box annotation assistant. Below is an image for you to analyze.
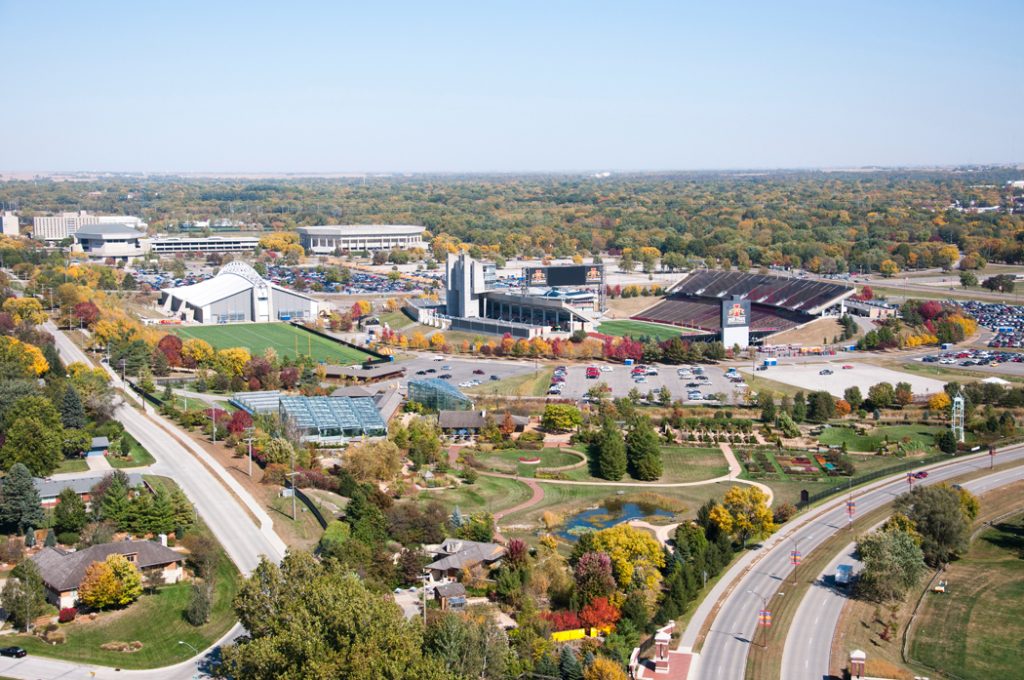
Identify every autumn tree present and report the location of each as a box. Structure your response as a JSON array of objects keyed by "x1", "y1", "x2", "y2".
[
  {"x1": 79, "y1": 553, "x2": 143, "y2": 609},
  {"x1": 712, "y1": 486, "x2": 777, "y2": 547},
  {"x1": 590, "y1": 524, "x2": 665, "y2": 591},
  {"x1": 345, "y1": 439, "x2": 403, "y2": 482},
  {"x1": 579, "y1": 596, "x2": 621, "y2": 630},
  {"x1": 541, "y1": 403, "x2": 582, "y2": 433}
]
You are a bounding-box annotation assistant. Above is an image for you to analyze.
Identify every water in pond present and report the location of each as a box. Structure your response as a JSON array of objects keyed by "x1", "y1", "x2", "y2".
[{"x1": 558, "y1": 500, "x2": 674, "y2": 541}]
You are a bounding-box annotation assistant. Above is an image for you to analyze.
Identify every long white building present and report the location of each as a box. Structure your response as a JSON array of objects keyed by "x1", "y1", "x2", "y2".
[
  {"x1": 297, "y1": 224, "x2": 425, "y2": 254},
  {"x1": 32, "y1": 211, "x2": 147, "y2": 241}
]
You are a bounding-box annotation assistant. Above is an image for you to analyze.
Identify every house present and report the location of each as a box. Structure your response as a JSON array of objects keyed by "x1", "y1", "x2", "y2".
[
  {"x1": 434, "y1": 582, "x2": 467, "y2": 611},
  {"x1": 32, "y1": 473, "x2": 146, "y2": 509},
  {"x1": 88, "y1": 437, "x2": 110, "y2": 458},
  {"x1": 31, "y1": 540, "x2": 185, "y2": 609},
  {"x1": 437, "y1": 410, "x2": 529, "y2": 436},
  {"x1": 424, "y1": 539, "x2": 505, "y2": 582}
]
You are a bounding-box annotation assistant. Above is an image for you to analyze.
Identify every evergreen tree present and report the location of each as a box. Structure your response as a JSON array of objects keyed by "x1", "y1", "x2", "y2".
[
  {"x1": 450, "y1": 506, "x2": 466, "y2": 528},
  {"x1": 625, "y1": 416, "x2": 662, "y2": 481},
  {"x1": 24, "y1": 527, "x2": 36, "y2": 548},
  {"x1": 559, "y1": 645, "x2": 583, "y2": 680},
  {"x1": 0, "y1": 463, "x2": 45, "y2": 532},
  {"x1": 44, "y1": 529, "x2": 56, "y2": 547},
  {"x1": 534, "y1": 653, "x2": 559, "y2": 679},
  {"x1": 758, "y1": 392, "x2": 776, "y2": 423},
  {"x1": 620, "y1": 589, "x2": 649, "y2": 632},
  {"x1": 150, "y1": 487, "x2": 176, "y2": 535},
  {"x1": 169, "y1": 486, "x2": 195, "y2": 530},
  {"x1": 595, "y1": 417, "x2": 627, "y2": 481},
  {"x1": 98, "y1": 473, "x2": 131, "y2": 527},
  {"x1": 59, "y1": 385, "x2": 87, "y2": 430},
  {"x1": 792, "y1": 392, "x2": 807, "y2": 422}
]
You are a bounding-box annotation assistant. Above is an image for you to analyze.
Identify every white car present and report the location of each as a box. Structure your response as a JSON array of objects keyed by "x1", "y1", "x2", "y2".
[{"x1": 601, "y1": 366, "x2": 613, "y2": 372}]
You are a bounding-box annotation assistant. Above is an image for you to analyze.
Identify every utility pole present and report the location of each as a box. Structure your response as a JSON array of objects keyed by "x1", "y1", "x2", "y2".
[
  {"x1": 210, "y1": 407, "x2": 217, "y2": 444},
  {"x1": 120, "y1": 359, "x2": 126, "y2": 384},
  {"x1": 245, "y1": 427, "x2": 255, "y2": 477},
  {"x1": 287, "y1": 449, "x2": 297, "y2": 520}
]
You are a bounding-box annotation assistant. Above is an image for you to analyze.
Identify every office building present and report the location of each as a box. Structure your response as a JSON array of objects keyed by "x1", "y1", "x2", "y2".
[{"x1": 297, "y1": 224, "x2": 426, "y2": 254}]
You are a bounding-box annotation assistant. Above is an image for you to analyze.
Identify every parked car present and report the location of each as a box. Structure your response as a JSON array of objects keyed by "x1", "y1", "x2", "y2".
[
  {"x1": 0, "y1": 647, "x2": 26, "y2": 658},
  {"x1": 490, "y1": 375, "x2": 500, "y2": 381},
  {"x1": 819, "y1": 369, "x2": 834, "y2": 375},
  {"x1": 438, "y1": 373, "x2": 452, "y2": 379},
  {"x1": 842, "y1": 365, "x2": 854, "y2": 370},
  {"x1": 472, "y1": 369, "x2": 485, "y2": 375}
]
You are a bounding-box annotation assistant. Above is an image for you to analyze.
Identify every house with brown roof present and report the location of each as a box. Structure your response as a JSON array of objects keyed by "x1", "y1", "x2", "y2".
[
  {"x1": 437, "y1": 410, "x2": 529, "y2": 435},
  {"x1": 31, "y1": 540, "x2": 185, "y2": 609},
  {"x1": 424, "y1": 538, "x2": 505, "y2": 582}
]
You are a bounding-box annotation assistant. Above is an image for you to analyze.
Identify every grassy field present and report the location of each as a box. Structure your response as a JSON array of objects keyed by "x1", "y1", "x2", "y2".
[
  {"x1": 660, "y1": 446, "x2": 731, "y2": 483},
  {"x1": 420, "y1": 474, "x2": 534, "y2": 516},
  {"x1": 466, "y1": 367, "x2": 554, "y2": 397},
  {"x1": 173, "y1": 323, "x2": 371, "y2": 365},
  {"x1": 54, "y1": 458, "x2": 90, "y2": 474},
  {"x1": 908, "y1": 512, "x2": 1024, "y2": 679},
  {"x1": 597, "y1": 319, "x2": 691, "y2": 341},
  {"x1": 108, "y1": 439, "x2": 156, "y2": 469},
  {"x1": 473, "y1": 448, "x2": 584, "y2": 477},
  {"x1": 818, "y1": 424, "x2": 945, "y2": 453}
]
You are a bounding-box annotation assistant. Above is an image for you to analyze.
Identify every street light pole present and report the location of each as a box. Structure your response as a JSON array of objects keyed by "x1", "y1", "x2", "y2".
[
  {"x1": 245, "y1": 428, "x2": 255, "y2": 477},
  {"x1": 178, "y1": 639, "x2": 199, "y2": 656}
]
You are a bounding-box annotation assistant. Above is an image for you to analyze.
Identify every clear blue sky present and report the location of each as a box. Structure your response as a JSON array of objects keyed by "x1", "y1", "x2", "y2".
[{"x1": 2, "y1": 1, "x2": 1021, "y2": 173}]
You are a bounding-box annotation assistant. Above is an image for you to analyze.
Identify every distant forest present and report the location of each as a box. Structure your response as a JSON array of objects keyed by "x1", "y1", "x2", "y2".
[{"x1": 2, "y1": 169, "x2": 1023, "y2": 273}]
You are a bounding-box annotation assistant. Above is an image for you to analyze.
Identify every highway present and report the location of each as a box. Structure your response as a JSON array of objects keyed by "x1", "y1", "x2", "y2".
[
  {"x1": 780, "y1": 465, "x2": 1024, "y2": 680},
  {"x1": 0, "y1": 325, "x2": 288, "y2": 680},
  {"x1": 690, "y1": 444, "x2": 1024, "y2": 680}
]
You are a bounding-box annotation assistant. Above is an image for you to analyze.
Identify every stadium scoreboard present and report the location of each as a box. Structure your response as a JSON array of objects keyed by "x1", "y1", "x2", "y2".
[{"x1": 525, "y1": 264, "x2": 604, "y2": 287}]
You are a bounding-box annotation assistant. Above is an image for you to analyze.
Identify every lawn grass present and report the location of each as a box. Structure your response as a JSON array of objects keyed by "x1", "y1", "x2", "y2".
[
  {"x1": 380, "y1": 310, "x2": 413, "y2": 328},
  {"x1": 818, "y1": 424, "x2": 944, "y2": 453},
  {"x1": 420, "y1": 475, "x2": 534, "y2": 516},
  {"x1": 908, "y1": 511, "x2": 1024, "y2": 679},
  {"x1": 473, "y1": 448, "x2": 584, "y2": 477},
  {"x1": 108, "y1": 440, "x2": 156, "y2": 469},
  {"x1": 660, "y1": 446, "x2": 731, "y2": 483},
  {"x1": 597, "y1": 319, "x2": 692, "y2": 341},
  {"x1": 895, "y1": 360, "x2": 1024, "y2": 385},
  {"x1": 738, "y1": 370, "x2": 803, "y2": 398},
  {"x1": 466, "y1": 367, "x2": 554, "y2": 397},
  {"x1": 54, "y1": 457, "x2": 90, "y2": 474},
  {"x1": 173, "y1": 322, "x2": 371, "y2": 365},
  {"x1": 10, "y1": 477, "x2": 240, "y2": 669}
]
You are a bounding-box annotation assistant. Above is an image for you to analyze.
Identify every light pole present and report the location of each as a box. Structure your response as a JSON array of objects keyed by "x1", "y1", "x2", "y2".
[
  {"x1": 244, "y1": 427, "x2": 255, "y2": 477},
  {"x1": 287, "y1": 449, "x2": 297, "y2": 520},
  {"x1": 120, "y1": 359, "x2": 126, "y2": 384},
  {"x1": 178, "y1": 639, "x2": 199, "y2": 656},
  {"x1": 210, "y1": 408, "x2": 217, "y2": 444},
  {"x1": 746, "y1": 589, "x2": 771, "y2": 648}
]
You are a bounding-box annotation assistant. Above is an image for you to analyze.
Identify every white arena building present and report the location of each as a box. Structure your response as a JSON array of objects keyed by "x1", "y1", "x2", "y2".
[
  {"x1": 297, "y1": 224, "x2": 426, "y2": 254},
  {"x1": 158, "y1": 261, "x2": 318, "y2": 324}
]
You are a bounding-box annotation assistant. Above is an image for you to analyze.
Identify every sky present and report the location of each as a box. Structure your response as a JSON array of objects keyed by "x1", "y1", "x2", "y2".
[{"x1": 1, "y1": 1, "x2": 1021, "y2": 173}]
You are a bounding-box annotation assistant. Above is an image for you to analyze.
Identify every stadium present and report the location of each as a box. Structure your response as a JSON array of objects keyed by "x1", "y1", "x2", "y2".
[{"x1": 632, "y1": 270, "x2": 854, "y2": 347}]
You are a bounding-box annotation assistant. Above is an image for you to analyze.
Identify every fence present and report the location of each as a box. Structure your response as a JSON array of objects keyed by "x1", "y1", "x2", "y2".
[
  {"x1": 286, "y1": 481, "x2": 329, "y2": 529},
  {"x1": 289, "y1": 322, "x2": 392, "y2": 365}
]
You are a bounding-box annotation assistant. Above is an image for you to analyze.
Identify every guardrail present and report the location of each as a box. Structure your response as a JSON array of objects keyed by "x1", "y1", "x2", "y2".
[{"x1": 286, "y1": 480, "x2": 329, "y2": 529}]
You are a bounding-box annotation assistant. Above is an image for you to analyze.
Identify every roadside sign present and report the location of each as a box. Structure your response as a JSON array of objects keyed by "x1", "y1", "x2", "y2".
[
  {"x1": 790, "y1": 549, "x2": 802, "y2": 566},
  {"x1": 758, "y1": 609, "x2": 772, "y2": 627}
]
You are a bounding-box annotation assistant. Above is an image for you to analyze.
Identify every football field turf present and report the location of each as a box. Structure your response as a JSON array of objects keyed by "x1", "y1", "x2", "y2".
[
  {"x1": 173, "y1": 323, "x2": 371, "y2": 365},
  {"x1": 596, "y1": 319, "x2": 691, "y2": 341}
]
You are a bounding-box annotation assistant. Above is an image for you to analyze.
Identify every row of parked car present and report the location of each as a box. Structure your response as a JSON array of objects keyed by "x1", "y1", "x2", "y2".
[{"x1": 922, "y1": 349, "x2": 1024, "y2": 366}]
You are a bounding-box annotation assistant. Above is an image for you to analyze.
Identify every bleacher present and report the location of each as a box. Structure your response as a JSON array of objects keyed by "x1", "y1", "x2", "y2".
[{"x1": 634, "y1": 270, "x2": 852, "y2": 337}]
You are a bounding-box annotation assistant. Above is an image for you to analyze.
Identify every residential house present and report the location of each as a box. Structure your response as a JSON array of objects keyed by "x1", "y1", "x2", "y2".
[
  {"x1": 88, "y1": 437, "x2": 110, "y2": 457},
  {"x1": 32, "y1": 473, "x2": 146, "y2": 509},
  {"x1": 424, "y1": 538, "x2": 505, "y2": 582},
  {"x1": 437, "y1": 410, "x2": 529, "y2": 436},
  {"x1": 31, "y1": 540, "x2": 185, "y2": 609},
  {"x1": 434, "y1": 582, "x2": 467, "y2": 611}
]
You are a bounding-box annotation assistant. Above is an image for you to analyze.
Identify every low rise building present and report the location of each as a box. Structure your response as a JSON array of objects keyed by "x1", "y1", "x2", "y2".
[
  {"x1": 73, "y1": 223, "x2": 148, "y2": 260},
  {"x1": 32, "y1": 211, "x2": 147, "y2": 242},
  {"x1": 424, "y1": 539, "x2": 505, "y2": 583},
  {"x1": 1, "y1": 211, "x2": 19, "y2": 236},
  {"x1": 297, "y1": 224, "x2": 426, "y2": 254}
]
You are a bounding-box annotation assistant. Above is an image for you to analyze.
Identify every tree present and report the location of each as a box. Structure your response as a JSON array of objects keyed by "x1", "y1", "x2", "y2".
[
  {"x1": 2, "y1": 297, "x2": 46, "y2": 325},
  {"x1": 792, "y1": 392, "x2": 807, "y2": 422},
  {"x1": 594, "y1": 417, "x2": 627, "y2": 481},
  {"x1": 559, "y1": 646, "x2": 584, "y2": 680},
  {"x1": 625, "y1": 416, "x2": 662, "y2": 481},
  {"x1": 223, "y1": 552, "x2": 450, "y2": 680},
  {"x1": 573, "y1": 551, "x2": 615, "y2": 606},
  {"x1": 1, "y1": 560, "x2": 47, "y2": 631},
  {"x1": 959, "y1": 271, "x2": 978, "y2": 288},
  {"x1": 584, "y1": 657, "x2": 628, "y2": 680},
  {"x1": 185, "y1": 583, "x2": 212, "y2": 625},
  {"x1": 423, "y1": 610, "x2": 510, "y2": 680},
  {"x1": 95, "y1": 471, "x2": 132, "y2": 526},
  {"x1": 857, "y1": 528, "x2": 926, "y2": 602},
  {"x1": 867, "y1": 382, "x2": 895, "y2": 409},
  {"x1": 879, "y1": 259, "x2": 899, "y2": 278},
  {"x1": 936, "y1": 429, "x2": 958, "y2": 454},
  {"x1": 346, "y1": 439, "x2": 403, "y2": 482},
  {"x1": 718, "y1": 486, "x2": 776, "y2": 547},
  {"x1": 0, "y1": 337, "x2": 49, "y2": 379},
  {"x1": 894, "y1": 485, "x2": 970, "y2": 565},
  {"x1": 590, "y1": 524, "x2": 665, "y2": 591},
  {"x1": 0, "y1": 463, "x2": 45, "y2": 532},
  {"x1": 758, "y1": 392, "x2": 776, "y2": 423},
  {"x1": 59, "y1": 385, "x2": 87, "y2": 429},
  {"x1": 542, "y1": 404, "x2": 583, "y2": 433},
  {"x1": 894, "y1": 381, "x2": 914, "y2": 407},
  {"x1": 181, "y1": 338, "x2": 214, "y2": 368},
  {"x1": 579, "y1": 596, "x2": 620, "y2": 630},
  {"x1": 54, "y1": 486, "x2": 88, "y2": 534},
  {"x1": 79, "y1": 553, "x2": 143, "y2": 609},
  {"x1": 928, "y1": 392, "x2": 951, "y2": 411},
  {"x1": 806, "y1": 390, "x2": 835, "y2": 423}
]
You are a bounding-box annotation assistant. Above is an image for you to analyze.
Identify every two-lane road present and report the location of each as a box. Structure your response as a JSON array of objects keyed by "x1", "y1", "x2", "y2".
[
  {"x1": 781, "y1": 464, "x2": 1024, "y2": 680},
  {"x1": 693, "y1": 444, "x2": 1024, "y2": 680}
]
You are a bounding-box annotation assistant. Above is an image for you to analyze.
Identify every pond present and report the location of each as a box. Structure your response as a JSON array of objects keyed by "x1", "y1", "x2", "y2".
[{"x1": 558, "y1": 500, "x2": 674, "y2": 541}]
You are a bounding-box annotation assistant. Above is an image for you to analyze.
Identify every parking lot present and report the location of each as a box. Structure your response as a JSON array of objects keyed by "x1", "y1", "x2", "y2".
[
  {"x1": 397, "y1": 356, "x2": 535, "y2": 390},
  {"x1": 741, "y1": 361, "x2": 946, "y2": 399},
  {"x1": 552, "y1": 363, "x2": 741, "y2": 404}
]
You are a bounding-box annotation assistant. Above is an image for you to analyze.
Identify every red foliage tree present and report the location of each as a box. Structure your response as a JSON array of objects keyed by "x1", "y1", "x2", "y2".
[
  {"x1": 505, "y1": 539, "x2": 529, "y2": 568},
  {"x1": 918, "y1": 300, "x2": 944, "y2": 321},
  {"x1": 542, "y1": 610, "x2": 581, "y2": 632},
  {"x1": 579, "y1": 596, "x2": 621, "y2": 630},
  {"x1": 279, "y1": 367, "x2": 299, "y2": 389},
  {"x1": 227, "y1": 410, "x2": 254, "y2": 435},
  {"x1": 157, "y1": 334, "x2": 184, "y2": 367},
  {"x1": 72, "y1": 301, "x2": 101, "y2": 328}
]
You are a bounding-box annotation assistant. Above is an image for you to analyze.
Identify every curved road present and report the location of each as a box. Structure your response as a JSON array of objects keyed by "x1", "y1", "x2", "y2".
[
  {"x1": 687, "y1": 444, "x2": 1024, "y2": 680},
  {"x1": 781, "y1": 464, "x2": 1024, "y2": 680},
  {"x1": 0, "y1": 325, "x2": 288, "y2": 680}
]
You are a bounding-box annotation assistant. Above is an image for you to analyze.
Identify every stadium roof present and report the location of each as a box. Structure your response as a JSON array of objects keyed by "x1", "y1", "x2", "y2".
[
  {"x1": 75, "y1": 223, "x2": 146, "y2": 239},
  {"x1": 160, "y1": 261, "x2": 314, "y2": 308},
  {"x1": 297, "y1": 224, "x2": 425, "y2": 236}
]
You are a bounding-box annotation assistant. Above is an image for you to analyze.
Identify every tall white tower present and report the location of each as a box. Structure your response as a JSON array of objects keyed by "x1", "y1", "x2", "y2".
[{"x1": 951, "y1": 390, "x2": 965, "y2": 443}]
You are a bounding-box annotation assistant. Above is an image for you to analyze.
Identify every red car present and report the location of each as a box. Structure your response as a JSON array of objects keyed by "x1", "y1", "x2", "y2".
[
  {"x1": 913, "y1": 471, "x2": 929, "y2": 479},
  {"x1": 586, "y1": 367, "x2": 600, "y2": 379},
  {"x1": 842, "y1": 365, "x2": 854, "y2": 370}
]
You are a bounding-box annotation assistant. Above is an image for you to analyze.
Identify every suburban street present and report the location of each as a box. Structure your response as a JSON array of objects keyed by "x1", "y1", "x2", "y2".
[
  {"x1": 689, "y1": 444, "x2": 1024, "y2": 680},
  {"x1": 0, "y1": 324, "x2": 290, "y2": 680},
  {"x1": 780, "y1": 465, "x2": 1024, "y2": 680}
]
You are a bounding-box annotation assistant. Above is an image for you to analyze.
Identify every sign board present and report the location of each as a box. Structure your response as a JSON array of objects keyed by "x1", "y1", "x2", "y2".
[
  {"x1": 721, "y1": 296, "x2": 751, "y2": 328},
  {"x1": 524, "y1": 264, "x2": 604, "y2": 287}
]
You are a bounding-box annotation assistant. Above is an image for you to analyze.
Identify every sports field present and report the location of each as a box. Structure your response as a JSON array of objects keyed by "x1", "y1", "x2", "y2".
[
  {"x1": 596, "y1": 319, "x2": 690, "y2": 341},
  {"x1": 173, "y1": 323, "x2": 372, "y2": 365}
]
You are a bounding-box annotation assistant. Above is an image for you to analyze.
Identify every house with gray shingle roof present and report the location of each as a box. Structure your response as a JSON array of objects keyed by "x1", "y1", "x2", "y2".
[
  {"x1": 31, "y1": 540, "x2": 185, "y2": 609},
  {"x1": 424, "y1": 538, "x2": 505, "y2": 582}
]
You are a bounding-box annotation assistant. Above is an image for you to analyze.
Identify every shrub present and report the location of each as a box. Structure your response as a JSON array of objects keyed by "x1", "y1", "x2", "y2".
[
  {"x1": 262, "y1": 463, "x2": 289, "y2": 485},
  {"x1": 58, "y1": 607, "x2": 77, "y2": 623},
  {"x1": 772, "y1": 502, "x2": 797, "y2": 524},
  {"x1": 57, "y1": 532, "x2": 80, "y2": 546},
  {"x1": 185, "y1": 583, "x2": 212, "y2": 626}
]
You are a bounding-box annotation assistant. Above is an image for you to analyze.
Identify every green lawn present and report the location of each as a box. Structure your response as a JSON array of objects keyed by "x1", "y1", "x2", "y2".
[
  {"x1": 473, "y1": 448, "x2": 584, "y2": 478},
  {"x1": 597, "y1": 319, "x2": 691, "y2": 341},
  {"x1": 380, "y1": 310, "x2": 413, "y2": 328},
  {"x1": 466, "y1": 367, "x2": 554, "y2": 397},
  {"x1": 909, "y1": 513, "x2": 1024, "y2": 679},
  {"x1": 11, "y1": 478, "x2": 240, "y2": 669},
  {"x1": 108, "y1": 440, "x2": 157, "y2": 469},
  {"x1": 173, "y1": 322, "x2": 371, "y2": 365},
  {"x1": 818, "y1": 424, "x2": 945, "y2": 453},
  {"x1": 420, "y1": 474, "x2": 534, "y2": 515},
  {"x1": 54, "y1": 458, "x2": 90, "y2": 474},
  {"x1": 660, "y1": 446, "x2": 731, "y2": 483}
]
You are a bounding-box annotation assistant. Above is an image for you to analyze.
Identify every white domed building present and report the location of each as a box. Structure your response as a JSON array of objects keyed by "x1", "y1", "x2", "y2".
[{"x1": 158, "y1": 262, "x2": 319, "y2": 324}]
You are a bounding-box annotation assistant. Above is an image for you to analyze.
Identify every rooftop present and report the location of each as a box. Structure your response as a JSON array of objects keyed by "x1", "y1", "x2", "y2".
[
  {"x1": 297, "y1": 224, "x2": 425, "y2": 236},
  {"x1": 32, "y1": 540, "x2": 184, "y2": 592},
  {"x1": 31, "y1": 473, "x2": 145, "y2": 500},
  {"x1": 279, "y1": 395, "x2": 387, "y2": 437},
  {"x1": 75, "y1": 223, "x2": 147, "y2": 239}
]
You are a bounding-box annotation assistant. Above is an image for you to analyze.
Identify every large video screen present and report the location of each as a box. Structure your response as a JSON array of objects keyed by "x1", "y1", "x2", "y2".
[{"x1": 525, "y1": 265, "x2": 603, "y2": 287}]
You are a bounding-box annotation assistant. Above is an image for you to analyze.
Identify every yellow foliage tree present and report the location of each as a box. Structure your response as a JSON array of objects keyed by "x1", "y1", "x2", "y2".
[
  {"x1": 721, "y1": 486, "x2": 776, "y2": 546},
  {"x1": 78, "y1": 554, "x2": 143, "y2": 609},
  {"x1": 2, "y1": 297, "x2": 47, "y2": 325},
  {"x1": 879, "y1": 259, "x2": 899, "y2": 278},
  {"x1": 0, "y1": 336, "x2": 49, "y2": 376},
  {"x1": 928, "y1": 392, "x2": 951, "y2": 411},
  {"x1": 216, "y1": 347, "x2": 252, "y2": 377},
  {"x1": 584, "y1": 657, "x2": 628, "y2": 680},
  {"x1": 591, "y1": 524, "x2": 665, "y2": 591},
  {"x1": 429, "y1": 333, "x2": 446, "y2": 349},
  {"x1": 181, "y1": 338, "x2": 215, "y2": 366}
]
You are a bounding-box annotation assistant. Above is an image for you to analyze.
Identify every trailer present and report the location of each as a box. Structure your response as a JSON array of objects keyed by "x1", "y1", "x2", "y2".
[
  {"x1": 835, "y1": 564, "x2": 854, "y2": 587},
  {"x1": 763, "y1": 358, "x2": 778, "y2": 367}
]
